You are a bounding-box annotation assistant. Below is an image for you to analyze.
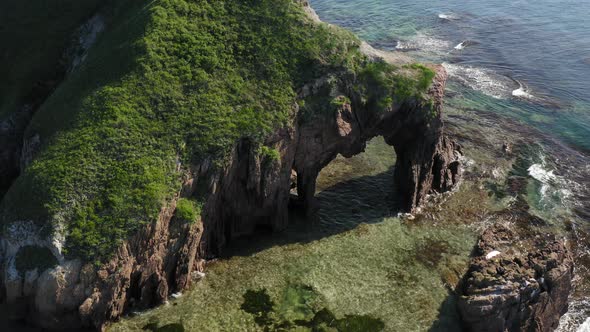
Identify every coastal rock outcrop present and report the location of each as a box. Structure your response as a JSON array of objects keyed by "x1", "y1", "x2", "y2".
[
  {"x1": 458, "y1": 222, "x2": 573, "y2": 332},
  {"x1": 292, "y1": 65, "x2": 461, "y2": 213},
  {"x1": 0, "y1": 1, "x2": 462, "y2": 330}
]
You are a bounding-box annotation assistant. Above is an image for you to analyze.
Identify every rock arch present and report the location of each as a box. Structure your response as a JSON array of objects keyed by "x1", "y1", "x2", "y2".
[
  {"x1": 201, "y1": 65, "x2": 462, "y2": 256},
  {"x1": 292, "y1": 65, "x2": 461, "y2": 215}
]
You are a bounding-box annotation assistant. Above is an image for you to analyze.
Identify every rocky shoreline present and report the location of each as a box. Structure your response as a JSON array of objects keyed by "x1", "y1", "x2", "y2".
[
  {"x1": 459, "y1": 222, "x2": 573, "y2": 331},
  {"x1": 0, "y1": 1, "x2": 575, "y2": 331}
]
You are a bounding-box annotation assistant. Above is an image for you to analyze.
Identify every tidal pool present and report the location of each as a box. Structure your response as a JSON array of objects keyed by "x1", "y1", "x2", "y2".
[{"x1": 110, "y1": 137, "x2": 481, "y2": 331}]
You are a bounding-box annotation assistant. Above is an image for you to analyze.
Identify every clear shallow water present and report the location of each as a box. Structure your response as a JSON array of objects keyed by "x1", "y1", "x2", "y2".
[
  {"x1": 310, "y1": 0, "x2": 590, "y2": 329},
  {"x1": 312, "y1": 0, "x2": 590, "y2": 151},
  {"x1": 108, "y1": 1, "x2": 589, "y2": 331}
]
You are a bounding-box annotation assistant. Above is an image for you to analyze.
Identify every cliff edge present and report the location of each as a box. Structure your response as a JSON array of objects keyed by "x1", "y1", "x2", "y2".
[{"x1": 0, "y1": 0, "x2": 460, "y2": 330}]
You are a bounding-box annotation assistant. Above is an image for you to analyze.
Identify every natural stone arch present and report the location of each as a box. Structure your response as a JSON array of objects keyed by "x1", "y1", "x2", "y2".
[{"x1": 292, "y1": 65, "x2": 461, "y2": 215}]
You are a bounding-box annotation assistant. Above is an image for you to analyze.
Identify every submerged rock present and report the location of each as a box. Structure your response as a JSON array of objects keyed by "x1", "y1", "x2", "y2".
[{"x1": 458, "y1": 223, "x2": 573, "y2": 332}]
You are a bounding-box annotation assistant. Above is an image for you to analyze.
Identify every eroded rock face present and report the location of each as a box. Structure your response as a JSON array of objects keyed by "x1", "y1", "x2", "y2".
[
  {"x1": 293, "y1": 65, "x2": 461, "y2": 213},
  {"x1": 0, "y1": 4, "x2": 462, "y2": 331},
  {"x1": 199, "y1": 126, "x2": 298, "y2": 257},
  {"x1": 458, "y1": 223, "x2": 573, "y2": 332},
  {"x1": 78, "y1": 178, "x2": 205, "y2": 330}
]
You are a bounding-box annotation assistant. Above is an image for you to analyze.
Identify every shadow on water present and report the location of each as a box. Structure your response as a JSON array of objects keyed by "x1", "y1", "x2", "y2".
[
  {"x1": 221, "y1": 167, "x2": 401, "y2": 258},
  {"x1": 240, "y1": 286, "x2": 385, "y2": 332}
]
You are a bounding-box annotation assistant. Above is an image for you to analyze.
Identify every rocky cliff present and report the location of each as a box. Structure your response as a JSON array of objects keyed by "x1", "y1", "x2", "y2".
[
  {"x1": 458, "y1": 217, "x2": 573, "y2": 331},
  {"x1": 0, "y1": 1, "x2": 462, "y2": 330}
]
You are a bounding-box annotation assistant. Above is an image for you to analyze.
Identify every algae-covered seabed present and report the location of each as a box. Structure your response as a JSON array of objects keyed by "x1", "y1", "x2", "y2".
[
  {"x1": 110, "y1": 101, "x2": 513, "y2": 331},
  {"x1": 110, "y1": 79, "x2": 577, "y2": 331}
]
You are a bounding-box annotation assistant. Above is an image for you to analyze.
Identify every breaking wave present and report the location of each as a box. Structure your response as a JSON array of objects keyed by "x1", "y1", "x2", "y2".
[
  {"x1": 511, "y1": 80, "x2": 537, "y2": 101},
  {"x1": 438, "y1": 13, "x2": 459, "y2": 21},
  {"x1": 442, "y1": 63, "x2": 517, "y2": 99},
  {"x1": 527, "y1": 153, "x2": 575, "y2": 211},
  {"x1": 395, "y1": 32, "x2": 451, "y2": 54},
  {"x1": 556, "y1": 298, "x2": 590, "y2": 332}
]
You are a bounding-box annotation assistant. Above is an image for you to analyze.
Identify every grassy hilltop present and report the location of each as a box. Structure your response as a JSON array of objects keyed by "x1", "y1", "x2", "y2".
[{"x1": 1, "y1": 0, "x2": 434, "y2": 264}]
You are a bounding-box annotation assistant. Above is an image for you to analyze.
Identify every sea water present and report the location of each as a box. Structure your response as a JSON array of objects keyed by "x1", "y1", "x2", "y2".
[{"x1": 111, "y1": 0, "x2": 590, "y2": 330}]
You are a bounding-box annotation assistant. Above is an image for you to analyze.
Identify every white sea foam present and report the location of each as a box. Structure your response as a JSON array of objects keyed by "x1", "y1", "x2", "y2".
[
  {"x1": 395, "y1": 32, "x2": 451, "y2": 54},
  {"x1": 528, "y1": 163, "x2": 557, "y2": 184},
  {"x1": 485, "y1": 250, "x2": 501, "y2": 259},
  {"x1": 578, "y1": 318, "x2": 590, "y2": 332},
  {"x1": 442, "y1": 63, "x2": 515, "y2": 99},
  {"x1": 512, "y1": 87, "x2": 533, "y2": 98},
  {"x1": 512, "y1": 80, "x2": 536, "y2": 100},
  {"x1": 527, "y1": 156, "x2": 574, "y2": 209},
  {"x1": 438, "y1": 13, "x2": 459, "y2": 20},
  {"x1": 556, "y1": 298, "x2": 590, "y2": 332}
]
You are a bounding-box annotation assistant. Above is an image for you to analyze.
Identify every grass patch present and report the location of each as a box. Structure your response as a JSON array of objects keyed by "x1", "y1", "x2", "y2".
[
  {"x1": 175, "y1": 198, "x2": 201, "y2": 223},
  {"x1": 358, "y1": 62, "x2": 436, "y2": 113},
  {"x1": 259, "y1": 145, "x2": 281, "y2": 167}
]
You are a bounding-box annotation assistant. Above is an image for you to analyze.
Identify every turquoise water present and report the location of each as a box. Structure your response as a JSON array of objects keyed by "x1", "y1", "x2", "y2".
[
  {"x1": 311, "y1": 0, "x2": 590, "y2": 150},
  {"x1": 311, "y1": 0, "x2": 590, "y2": 328},
  {"x1": 109, "y1": 2, "x2": 590, "y2": 331}
]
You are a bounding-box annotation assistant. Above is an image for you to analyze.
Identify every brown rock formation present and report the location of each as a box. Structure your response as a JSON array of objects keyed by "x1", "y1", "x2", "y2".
[
  {"x1": 0, "y1": 4, "x2": 463, "y2": 331},
  {"x1": 458, "y1": 222, "x2": 573, "y2": 332},
  {"x1": 0, "y1": 173, "x2": 205, "y2": 331},
  {"x1": 292, "y1": 65, "x2": 461, "y2": 214}
]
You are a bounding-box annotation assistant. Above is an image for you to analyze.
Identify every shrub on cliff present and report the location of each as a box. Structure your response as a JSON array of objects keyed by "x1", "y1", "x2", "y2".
[{"x1": 175, "y1": 198, "x2": 200, "y2": 223}]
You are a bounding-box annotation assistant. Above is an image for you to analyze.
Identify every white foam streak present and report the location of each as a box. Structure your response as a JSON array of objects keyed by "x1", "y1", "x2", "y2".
[
  {"x1": 557, "y1": 298, "x2": 590, "y2": 332},
  {"x1": 438, "y1": 13, "x2": 459, "y2": 20},
  {"x1": 512, "y1": 87, "x2": 533, "y2": 99},
  {"x1": 527, "y1": 157, "x2": 574, "y2": 208},
  {"x1": 443, "y1": 63, "x2": 514, "y2": 99},
  {"x1": 395, "y1": 32, "x2": 451, "y2": 53},
  {"x1": 578, "y1": 318, "x2": 590, "y2": 332},
  {"x1": 528, "y1": 163, "x2": 557, "y2": 184}
]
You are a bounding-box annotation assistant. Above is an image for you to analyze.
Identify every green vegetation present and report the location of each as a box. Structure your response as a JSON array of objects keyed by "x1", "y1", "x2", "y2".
[
  {"x1": 109, "y1": 138, "x2": 479, "y2": 332},
  {"x1": 15, "y1": 245, "x2": 58, "y2": 275},
  {"x1": 330, "y1": 95, "x2": 351, "y2": 109},
  {"x1": 404, "y1": 63, "x2": 436, "y2": 91},
  {"x1": 175, "y1": 198, "x2": 201, "y2": 223},
  {"x1": 241, "y1": 286, "x2": 385, "y2": 331},
  {"x1": 259, "y1": 146, "x2": 281, "y2": 166},
  {"x1": 1, "y1": 0, "x2": 438, "y2": 264},
  {"x1": 358, "y1": 61, "x2": 436, "y2": 113}
]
